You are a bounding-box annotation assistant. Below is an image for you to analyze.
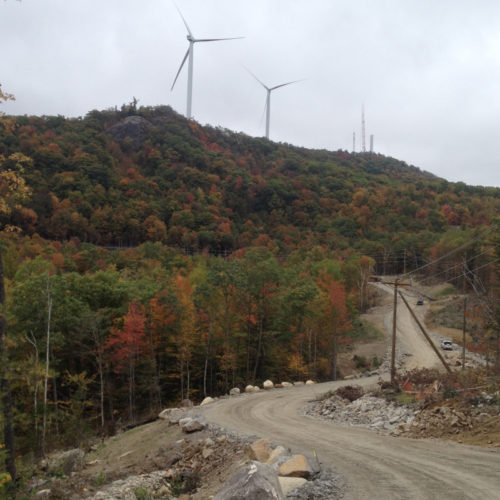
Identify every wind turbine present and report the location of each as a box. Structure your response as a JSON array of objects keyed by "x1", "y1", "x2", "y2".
[
  {"x1": 171, "y1": 5, "x2": 243, "y2": 119},
  {"x1": 247, "y1": 69, "x2": 303, "y2": 140}
]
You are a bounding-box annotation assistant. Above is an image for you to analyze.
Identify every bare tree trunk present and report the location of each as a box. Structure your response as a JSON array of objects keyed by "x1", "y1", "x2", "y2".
[
  {"x1": 42, "y1": 273, "x2": 52, "y2": 455},
  {"x1": 186, "y1": 357, "x2": 190, "y2": 400},
  {"x1": 97, "y1": 356, "x2": 104, "y2": 429},
  {"x1": 252, "y1": 314, "x2": 263, "y2": 384},
  {"x1": 0, "y1": 247, "x2": 16, "y2": 483},
  {"x1": 26, "y1": 332, "x2": 40, "y2": 450}
]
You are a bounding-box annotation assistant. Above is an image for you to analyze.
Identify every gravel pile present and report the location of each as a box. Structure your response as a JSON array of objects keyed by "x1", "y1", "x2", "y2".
[{"x1": 305, "y1": 393, "x2": 417, "y2": 432}]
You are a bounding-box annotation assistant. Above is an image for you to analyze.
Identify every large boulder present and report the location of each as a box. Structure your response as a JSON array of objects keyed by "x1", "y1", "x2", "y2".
[
  {"x1": 214, "y1": 461, "x2": 284, "y2": 500},
  {"x1": 245, "y1": 385, "x2": 256, "y2": 393},
  {"x1": 293, "y1": 381, "x2": 305, "y2": 386},
  {"x1": 278, "y1": 477, "x2": 307, "y2": 495},
  {"x1": 230, "y1": 387, "x2": 241, "y2": 396},
  {"x1": 263, "y1": 380, "x2": 274, "y2": 390},
  {"x1": 305, "y1": 380, "x2": 316, "y2": 385},
  {"x1": 200, "y1": 396, "x2": 215, "y2": 406},
  {"x1": 247, "y1": 438, "x2": 273, "y2": 462},
  {"x1": 281, "y1": 382, "x2": 293, "y2": 388},
  {"x1": 179, "y1": 417, "x2": 207, "y2": 433},
  {"x1": 159, "y1": 408, "x2": 186, "y2": 425},
  {"x1": 278, "y1": 455, "x2": 313, "y2": 479},
  {"x1": 266, "y1": 446, "x2": 287, "y2": 466}
]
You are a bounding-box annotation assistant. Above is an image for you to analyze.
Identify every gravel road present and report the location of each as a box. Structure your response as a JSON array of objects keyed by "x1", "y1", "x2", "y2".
[{"x1": 202, "y1": 379, "x2": 500, "y2": 499}]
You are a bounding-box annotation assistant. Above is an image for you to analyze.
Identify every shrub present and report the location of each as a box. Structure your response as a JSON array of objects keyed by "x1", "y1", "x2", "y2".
[{"x1": 335, "y1": 385, "x2": 363, "y2": 402}]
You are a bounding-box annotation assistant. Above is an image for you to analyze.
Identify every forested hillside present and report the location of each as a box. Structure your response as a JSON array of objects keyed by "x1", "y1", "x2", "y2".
[
  {"x1": 0, "y1": 103, "x2": 499, "y2": 471},
  {"x1": 2, "y1": 104, "x2": 499, "y2": 258}
]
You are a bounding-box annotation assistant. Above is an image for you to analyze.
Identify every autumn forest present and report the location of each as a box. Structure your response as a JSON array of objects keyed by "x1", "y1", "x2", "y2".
[{"x1": 1, "y1": 99, "x2": 500, "y2": 484}]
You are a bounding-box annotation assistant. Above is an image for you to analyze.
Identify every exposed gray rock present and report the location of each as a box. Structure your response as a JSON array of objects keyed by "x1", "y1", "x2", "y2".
[
  {"x1": 230, "y1": 387, "x2": 241, "y2": 396},
  {"x1": 305, "y1": 393, "x2": 416, "y2": 432},
  {"x1": 105, "y1": 116, "x2": 152, "y2": 147},
  {"x1": 279, "y1": 477, "x2": 307, "y2": 496},
  {"x1": 214, "y1": 461, "x2": 284, "y2": 500},
  {"x1": 180, "y1": 416, "x2": 207, "y2": 433}
]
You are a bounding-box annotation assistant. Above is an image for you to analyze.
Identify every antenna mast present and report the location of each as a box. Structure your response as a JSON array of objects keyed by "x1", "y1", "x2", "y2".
[
  {"x1": 361, "y1": 104, "x2": 366, "y2": 153},
  {"x1": 352, "y1": 132, "x2": 356, "y2": 153},
  {"x1": 370, "y1": 134, "x2": 374, "y2": 153}
]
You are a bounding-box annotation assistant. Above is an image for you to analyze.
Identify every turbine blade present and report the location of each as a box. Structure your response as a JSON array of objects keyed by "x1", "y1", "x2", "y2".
[
  {"x1": 171, "y1": 47, "x2": 190, "y2": 91},
  {"x1": 243, "y1": 66, "x2": 269, "y2": 90},
  {"x1": 270, "y1": 79, "x2": 305, "y2": 91},
  {"x1": 195, "y1": 36, "x2": 244, "y2": 42},
  {"x1": 173, "y1": 2, "x2": 193, "y2": 38}
]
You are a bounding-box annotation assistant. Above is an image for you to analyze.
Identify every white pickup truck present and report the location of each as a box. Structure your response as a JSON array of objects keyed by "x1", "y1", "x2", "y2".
[{"x1": 440, "y1": 340, "x2": 453, "y2": 351}]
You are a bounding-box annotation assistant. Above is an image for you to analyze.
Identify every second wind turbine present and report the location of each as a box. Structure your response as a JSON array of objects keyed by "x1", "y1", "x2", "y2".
[
  {"x1": 171, "y1": 6, "x2": 243, "y2": 120},
  {"x1": 248, "y1": 70, "x2": 303, "y2": 140}
]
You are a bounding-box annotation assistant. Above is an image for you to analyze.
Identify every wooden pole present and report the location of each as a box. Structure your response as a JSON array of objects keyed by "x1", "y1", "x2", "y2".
[
  {"x1": 462, "y1": 297, "x2": 467, "y2": 370},
  {"x1": 398, "y1": 291, "x2": 452, "y2": 373},
  {"x1": 391, "y1": 280, "x2": 398, "y2": 384}
]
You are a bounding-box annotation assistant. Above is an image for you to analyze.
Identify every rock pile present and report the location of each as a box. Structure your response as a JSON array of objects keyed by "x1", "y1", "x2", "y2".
[
  {"x1": 214, "y1": 437, "x2": 344, "y2": 500},
  {"x1": 305, "y1": 393, "x2": 417, "y2": 432},
  {"x1": 393, "y1": 404, "x2": 497, "y2": 438}
]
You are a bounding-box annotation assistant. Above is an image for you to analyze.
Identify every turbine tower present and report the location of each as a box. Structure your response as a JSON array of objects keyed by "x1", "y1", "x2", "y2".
[
  {"x1": 171, "y1": 5, "x2": 243, "y2": 119},
  {"x1": 247, "y1": 70, "x2": 303, "y2": 139}
]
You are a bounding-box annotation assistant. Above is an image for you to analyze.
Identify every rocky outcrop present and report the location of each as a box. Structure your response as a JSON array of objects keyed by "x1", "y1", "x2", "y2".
[
  {"x1": 105, "y1": 116, "x2": 152, "y2": 148},
  {"x1": 214, "y1": 461, "x2": 284, "y2": 500}
]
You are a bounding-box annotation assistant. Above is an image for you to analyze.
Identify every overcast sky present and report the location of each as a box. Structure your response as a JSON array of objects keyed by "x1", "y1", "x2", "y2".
[{"x1": 2, "y1": 0, "x2": 500, "y2": 187}]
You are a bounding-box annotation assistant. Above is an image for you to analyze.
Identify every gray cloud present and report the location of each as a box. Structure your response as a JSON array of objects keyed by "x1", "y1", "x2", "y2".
[{"x1": 2, "y1": 0, "x2": 500, "y2": 187}]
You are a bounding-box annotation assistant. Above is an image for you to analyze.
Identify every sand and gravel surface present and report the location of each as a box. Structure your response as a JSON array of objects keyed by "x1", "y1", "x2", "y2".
[{"x1": 201, "y1": 379, "x2": 500, "y2": 499}]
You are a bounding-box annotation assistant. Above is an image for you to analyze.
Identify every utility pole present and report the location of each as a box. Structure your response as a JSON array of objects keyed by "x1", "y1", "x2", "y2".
[
  {"x1": 462, "y1": 297, "x2": 467, "y2": 370},
  {"x1": 384, "y1": 279, "x2": 410, "y2": 383},
  {"x1": 391, "y1": 279, "x2": 398, "y2": 384}
]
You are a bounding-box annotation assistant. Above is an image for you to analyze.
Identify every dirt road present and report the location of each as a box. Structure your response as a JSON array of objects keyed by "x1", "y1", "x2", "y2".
[
  {"x1": 202, "y1": 379, "x2": 500, "y2": 499},
  {"x1": 374, "y1": 282, "x2": 446, "y2": 370}
]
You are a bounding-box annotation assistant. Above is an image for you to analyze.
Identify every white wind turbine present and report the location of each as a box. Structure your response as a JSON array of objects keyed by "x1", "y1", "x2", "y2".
[
  {"x1": 171, "y1": 5, "x2": 243, "y2": 119},
  {"x1": 247, "y1": 69, "x2": 303, "y2": 140}
]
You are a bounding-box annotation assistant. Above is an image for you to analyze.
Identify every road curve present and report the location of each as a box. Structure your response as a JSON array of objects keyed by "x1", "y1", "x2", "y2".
[{"x1": 202, "y1": 378, "x2": 500, "y2": 500}]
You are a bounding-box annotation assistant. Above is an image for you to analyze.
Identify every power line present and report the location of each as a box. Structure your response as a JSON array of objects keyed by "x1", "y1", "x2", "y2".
[{"x1": 400, "y1": 225, "x2": 497, "y2": 279}]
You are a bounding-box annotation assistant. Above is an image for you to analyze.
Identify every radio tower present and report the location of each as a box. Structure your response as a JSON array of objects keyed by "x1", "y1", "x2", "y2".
[
  {"x1": 361, "y1": 104, "x2": 366, "y2": 153},
  {"x1": 352, "y1": 132, "x2": 356, "y2": 153}
]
